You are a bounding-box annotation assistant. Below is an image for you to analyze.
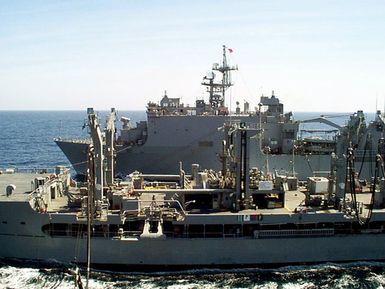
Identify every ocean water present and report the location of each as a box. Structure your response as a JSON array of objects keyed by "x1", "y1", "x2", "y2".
[
  {"x1": 0, "y1": 110, "x2": 382, "y2": 289},
  {"x1": 2, "y1": 262, "x2": 385, "y2": 288},
  {"x1": 0, "y1": 110, "x2": 146, "y2": 172}
]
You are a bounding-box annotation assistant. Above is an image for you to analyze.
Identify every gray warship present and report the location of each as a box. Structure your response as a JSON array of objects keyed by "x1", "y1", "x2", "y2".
[
  {"x1": 55, "y1": 46, "x2": 342, "y2": 181},
  {"x1": 2, "y1": 108, "x2": 385, "y2": 270},
  {"x1": 55, "y1": 47, "x2": 385, "y2": 182}
]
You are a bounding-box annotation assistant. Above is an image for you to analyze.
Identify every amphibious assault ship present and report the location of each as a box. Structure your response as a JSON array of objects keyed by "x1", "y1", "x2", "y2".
[
  {"x1": 55, "y1": 46, "x2": 339, "y2": 180},
  {"x1": 55, "y1": 47, "x2": 385, "y2": 182},
  {"x1": 2, "y1": 108, "x2": 385, "y2": 269}
]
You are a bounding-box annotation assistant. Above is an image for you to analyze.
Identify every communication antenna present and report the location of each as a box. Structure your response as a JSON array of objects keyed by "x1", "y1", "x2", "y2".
[{"x1": 382, "y1": 96, "x2": 385, "y2": 116}]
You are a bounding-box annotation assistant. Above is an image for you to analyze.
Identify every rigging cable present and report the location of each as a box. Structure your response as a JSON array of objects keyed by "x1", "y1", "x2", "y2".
[
  {"x1": 357, "y1": 133, "x2": 369, "y2": 178},
  {"x1": 366, "y1": 139, "x2": 385, "y2": 225},
  {"x1": 346, "y1": 146, "x2": 360, "y2": 223},
  {"x1": 365, "y1": 154, "x2": 380, "y2": 226},
  {"x1": 349, "y1": 139, "x2": 385, "y2": 226}
]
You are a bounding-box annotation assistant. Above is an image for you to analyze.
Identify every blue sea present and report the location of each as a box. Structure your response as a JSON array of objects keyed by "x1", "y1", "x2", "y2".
[{"x1": 0, "y1": 110, "x2": 384, "y2": 289}]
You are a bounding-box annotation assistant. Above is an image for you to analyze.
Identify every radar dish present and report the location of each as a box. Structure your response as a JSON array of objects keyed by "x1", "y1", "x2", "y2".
[{"x1": 206, "y1": 71, "x2": 215, "y2": 79}]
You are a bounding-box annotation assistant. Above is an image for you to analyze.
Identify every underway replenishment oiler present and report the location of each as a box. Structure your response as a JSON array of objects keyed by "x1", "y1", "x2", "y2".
[{"x1": 2, "y1": 108, "x2": 385, "y2": 270}]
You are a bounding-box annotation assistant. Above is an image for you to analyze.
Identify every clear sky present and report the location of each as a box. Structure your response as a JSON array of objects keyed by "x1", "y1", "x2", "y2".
[{"x1": 0, "y1": 0, "x2": 384, "y2": 112}]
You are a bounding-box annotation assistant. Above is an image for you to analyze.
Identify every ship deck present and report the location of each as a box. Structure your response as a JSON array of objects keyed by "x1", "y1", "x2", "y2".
[
  {"x1": 0, "y1": 172, "x2": 79, "y2": 213},
  {"x1": 0, "y1": 172, "x2": 51, "y2": 202},
  {"x1": 0, "y1": 172, "x2": 376, "y2": 217}
]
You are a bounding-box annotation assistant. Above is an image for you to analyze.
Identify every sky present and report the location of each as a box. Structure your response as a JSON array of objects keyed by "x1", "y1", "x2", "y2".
[{"x1": 0, "y1": 0, "x2": 385, "y2": 112}]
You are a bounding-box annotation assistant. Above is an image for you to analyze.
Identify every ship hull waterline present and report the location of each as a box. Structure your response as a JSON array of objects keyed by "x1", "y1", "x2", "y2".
[{"x1": 2, "y1": 233, "x2": 385, "y2": 270}]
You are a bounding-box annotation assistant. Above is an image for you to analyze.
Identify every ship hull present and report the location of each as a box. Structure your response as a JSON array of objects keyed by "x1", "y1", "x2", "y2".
[
  {"x1": 57, "y1": 138, "x2": 380, "y2": 181},
  {"x1": 1, "y1": 202, "x2": 385, "y2": 269},
  {"x1": 55, "y1": 113, "x2": 303, "y2": 177},
  {"x1": 55, "y1": 139, "x2": 90, "y2": 175},
  {"x1": 56, "y1": 138, "x2": 334, "y2": 180},
  {"x1": 2, "y1": 227, "x2": 385, "y2": 269}
]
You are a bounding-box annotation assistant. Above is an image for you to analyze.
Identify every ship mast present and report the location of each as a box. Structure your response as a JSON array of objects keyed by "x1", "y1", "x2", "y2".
[
  {"x1": 87, "y1": 108, "x2": 104, "y2": 202},
  {"x1": 86, "y1": 146, "x2": 93, "y2": 289},
  {"x1": 105, "y1": 108, "x2": 117, "y2": 186},
  {"x1": 201, "y1": 45, "x2": 238, "y2": 110},
  {"x1": 79, "y1": 108, "x2": 110, "y2": 289}
]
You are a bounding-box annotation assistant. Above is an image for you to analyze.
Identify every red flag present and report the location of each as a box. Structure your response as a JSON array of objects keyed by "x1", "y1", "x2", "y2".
[{"x1": 228, "y1": 48, "x2": 234, "y2": 53}]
